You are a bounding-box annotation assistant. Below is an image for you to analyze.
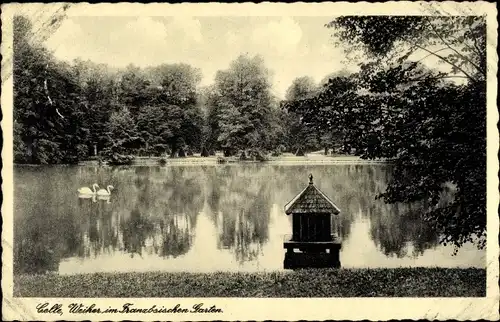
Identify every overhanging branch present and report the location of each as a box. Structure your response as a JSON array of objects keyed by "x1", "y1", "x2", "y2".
[
  {"x1": 427, "y1": 21, "x2": 484, "y2": 78},
  {"x1": 412, "y1": 43, "x2": 477, "y2": 82}
]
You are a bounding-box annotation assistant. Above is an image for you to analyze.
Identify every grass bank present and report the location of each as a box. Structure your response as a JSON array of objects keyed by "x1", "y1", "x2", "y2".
[{"x1": 14, "y1": 268, "x2": 485, "y2": 297}]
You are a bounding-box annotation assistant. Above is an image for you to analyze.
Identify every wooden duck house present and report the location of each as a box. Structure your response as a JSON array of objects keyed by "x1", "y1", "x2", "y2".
[{"x1": 283, "y1": 174, "x2": 342, "y2": 269}]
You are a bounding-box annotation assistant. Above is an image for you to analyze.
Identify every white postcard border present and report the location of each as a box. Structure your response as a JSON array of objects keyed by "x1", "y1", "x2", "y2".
[{"x1": 1, "y1": 2, "x2": 498, "y2": 321}]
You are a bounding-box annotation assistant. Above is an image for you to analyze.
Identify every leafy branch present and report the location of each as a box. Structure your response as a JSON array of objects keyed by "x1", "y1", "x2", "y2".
[
  {"x1": 411, "y1": 42, "x2": 477, "y2": 82},
  {"x1": 426, "y1": 20, "x2": 484, "y2": 78}
]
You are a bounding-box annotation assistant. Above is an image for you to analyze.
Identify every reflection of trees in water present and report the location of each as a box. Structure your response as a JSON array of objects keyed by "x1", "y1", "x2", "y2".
[
  {"x1": 272, "y1": 164, "x2": 439, "y2": 260},
  {"x1": 78, "y1": 198, "x2": 117, "y2": 258},
  {"x1": 321, "y1": 164, "x2": 442, "y2": 258},
  {"x1": 156, "y1": 215, "x2": 192, "y2": 258},
  {"x1": 233, "y1": 188, "x2": 271, "y2": 263},
  {"x1": 307, "y1": 164, "x2": 439, "y2": 257},
  {"x1": 14, "y1": 166, "x2": 85, "y2": 274},
  {"x1": 78, "y1": 166, "x2": 205, "y2": 259},
  {"x1": 119, "y1": 208, "x2": 155, "y2": 258},
  {"x1": 14, "y1": 163, "x2": 446, "y2": 274},
  {"x1": 203, "y1": 166, "x2": 227, "y2": 220},
  {"x1": 143, "y1": 166, "x2": 204, "y2": 258},
  {"x1": 84, "y1": 164, "x2": 439, "y2": 261},
  {"x1": 15, "y1": 225, "x2": 63, "y2": 274},
  {"x1": 73, "y1": 166, "x2": 137, "y2": 259},
  {"x1": 368, "y1": 201, "x2": 439, "y2": 258},
  {"x1": 207, "y1": 165, "x2": 272, "y2": 263},
  {"x1": 314, "y1": 165, "x2": 389, "y2": 241},
  {"x1": 161, "y1": 167, "x2": 203, "y2": 228}
]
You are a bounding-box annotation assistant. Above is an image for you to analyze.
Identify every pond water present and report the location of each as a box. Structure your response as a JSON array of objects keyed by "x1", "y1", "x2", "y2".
[{"x1": 13, "y1": 164, "x2": 485, "y2": 275}]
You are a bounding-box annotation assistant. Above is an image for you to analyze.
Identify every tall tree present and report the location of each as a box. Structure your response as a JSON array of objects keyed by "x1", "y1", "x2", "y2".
[
  {"x1": 72, "y1": 59, "x2": 117, "y2": 156},
  {"x1": 213, "y1": 55, "x2": 276, "y2": 156},
  {"x1": 116, "y1": 64, "x2": 151, "y2": 113},
  {"x1": 153, "y1": 63, "x2": 202, "y2": 106},
  {"x1": 200, "y1": 86, "x2": 222, "y2": 154},
  {"x1": 285, "y1": 76, "x2": 318, "y2": 101},
  {"x1": 13, "y1": 15, "x2": 88, "y2": 164},
  {"x1": 136, "y1": 105, "x2": 170, "y2": 156},
  {"x1": 282, "y1": 76, "x2": 320, "y2": 153},
  {"x1": 14, "y1": 15, "x2": 54, "y2": 163},
  {"x1": 325, "y1": 16, "x2": 487, "y2": 250},
  {"x1": 101, "y1": 107, "x2": 142, "y2": 162},
  {"x1": 148, "y1": 64, "x2": 204, "y2": 156}
]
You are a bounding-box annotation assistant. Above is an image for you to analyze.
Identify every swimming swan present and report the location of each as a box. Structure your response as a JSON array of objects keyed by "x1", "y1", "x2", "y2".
[
  {"x1": 97, "y1": 185, "x2": 114, "y2": 196},
  {"x1": 78, "y1": 183, "x2": 99, "y2": 195}
]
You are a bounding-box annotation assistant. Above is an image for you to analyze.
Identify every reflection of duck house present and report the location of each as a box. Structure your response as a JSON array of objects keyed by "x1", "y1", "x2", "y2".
[{"x1": 283, "y1": 174, "x2": 342, "y2": 269}]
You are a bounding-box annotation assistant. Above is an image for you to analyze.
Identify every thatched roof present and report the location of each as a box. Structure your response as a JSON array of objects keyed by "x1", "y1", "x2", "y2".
[{"x1": 284, "y1": 174, "x2": 341, "y2": 215}]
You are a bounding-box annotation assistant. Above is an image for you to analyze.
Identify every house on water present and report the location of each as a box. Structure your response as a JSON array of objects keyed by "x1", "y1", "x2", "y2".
[{"x1": 283, "y1": 174, "x2": 342, "y2": 268}]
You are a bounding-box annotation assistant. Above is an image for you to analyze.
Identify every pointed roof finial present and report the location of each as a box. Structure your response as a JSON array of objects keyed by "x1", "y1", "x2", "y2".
[{"x1": 309, "y1": 173, "x2": 313, "y2": 185}]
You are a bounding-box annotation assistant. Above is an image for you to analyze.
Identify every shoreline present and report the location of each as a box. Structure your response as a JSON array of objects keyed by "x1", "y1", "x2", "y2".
[
  {"x1": 14, "y1": 267, "x2": 485, "y2": 297},
  {"x1": 14, "y1": 155, "x2": 392, "y2": 167}
]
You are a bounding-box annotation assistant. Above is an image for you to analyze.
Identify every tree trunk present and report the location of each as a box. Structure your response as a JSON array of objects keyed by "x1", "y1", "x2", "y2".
[
  {"x1": 170, "y1": 143, "x2": 177, "y2": 158},
  {"x1": 201, "y1": 146, "x2": 209, "y2": 157},
  {"x1": 27, "y1": 138, "x2": 36, "y2": 164},
  {"x1": 178, "y1": 147, "x2": 186, "y2": 158}
]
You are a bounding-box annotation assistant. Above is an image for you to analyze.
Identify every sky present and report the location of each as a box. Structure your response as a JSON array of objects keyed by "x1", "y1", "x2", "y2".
[{"x1": 43, "y1": 16, "x2": 355, "y2": 99}]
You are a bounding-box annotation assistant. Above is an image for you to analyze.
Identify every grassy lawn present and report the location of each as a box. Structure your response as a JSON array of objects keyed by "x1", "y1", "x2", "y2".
[{"x1": 14, "y1": 268, "x2": 485, "y2": 297}]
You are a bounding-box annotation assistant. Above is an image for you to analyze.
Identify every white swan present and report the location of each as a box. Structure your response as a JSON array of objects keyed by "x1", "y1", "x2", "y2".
[
  {"x1": 78, "y1": 183, "x2": 99, "y2": 195},
  {"x1": 97, "y1": 185, "x2": 114, "y2": 196}
]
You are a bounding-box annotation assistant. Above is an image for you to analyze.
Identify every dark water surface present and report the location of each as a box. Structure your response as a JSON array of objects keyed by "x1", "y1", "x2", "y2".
[{"x1": 14, "y1": 164, "x2": 485, "y2": 274}]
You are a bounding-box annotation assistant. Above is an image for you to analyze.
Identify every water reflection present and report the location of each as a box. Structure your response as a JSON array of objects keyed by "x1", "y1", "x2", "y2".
[
  {"x1": 208, "y1": 166, "x2": 271, "y2": 263},
  {"x1": 13, "y1": 164, "x2": 485, "y2": 274},
  {"x1": 368, "y1": 202, "x2": 440, "y2": 258}
]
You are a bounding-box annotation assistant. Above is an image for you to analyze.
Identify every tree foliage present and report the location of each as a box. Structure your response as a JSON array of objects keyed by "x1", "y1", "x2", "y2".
[
  {"x1": 14, "y1": 17, "x2": 285, "y2": 164},
  {"x1": 317, "y1": 15, "x2": 487, "y2": 249},
  {"x1": 282, "y1": 76, "x2": 323, "y2": 153},
  {"x1": 13, "y1": 15, "x2": 206, "y2": 163},
  {"x1": 210, "y1": 55, "x2": 282, "y2": 156},
  {"x1": 284, "y1": 16, "x2": 487, "y2": 250},
  {"x1": 14, "y1": 16, "x2": 88, "y2": 164},
  {"x1": 327, "y1": 16, "x2": 486, "y2": 82}
]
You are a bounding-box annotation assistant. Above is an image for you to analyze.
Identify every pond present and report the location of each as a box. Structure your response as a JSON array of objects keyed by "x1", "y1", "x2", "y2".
[{"x1": 13, "y1": 164, "x2": 485, "y2": 275}]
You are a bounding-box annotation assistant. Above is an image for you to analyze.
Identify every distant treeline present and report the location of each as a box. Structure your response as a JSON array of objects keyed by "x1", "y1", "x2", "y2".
[{"x1": 14, "y1": 16, "x2": 335, "y2": 166}]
